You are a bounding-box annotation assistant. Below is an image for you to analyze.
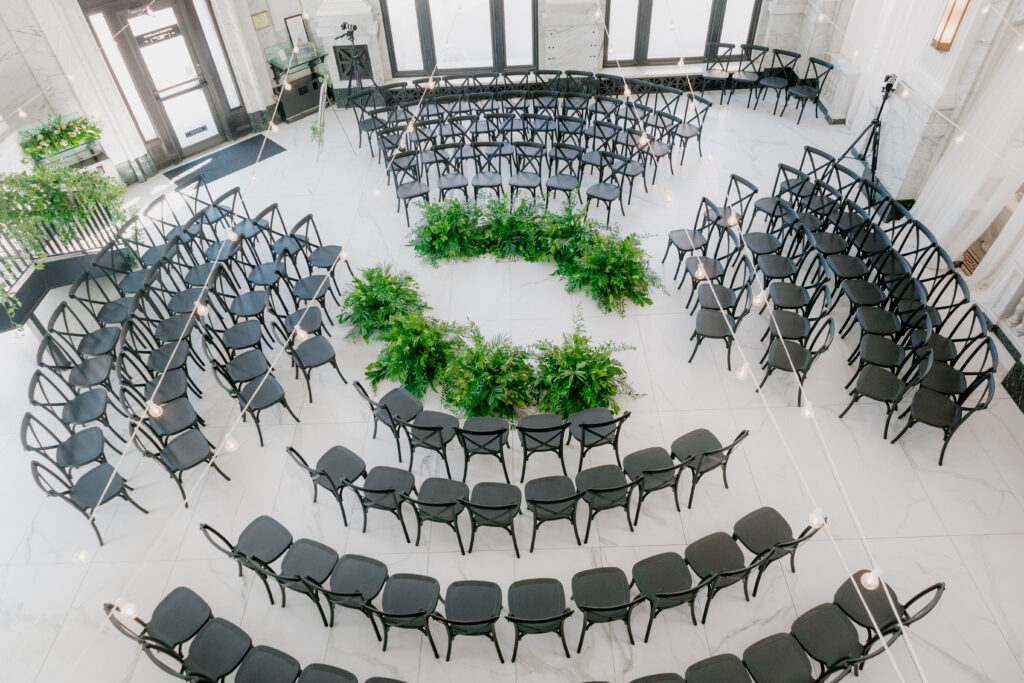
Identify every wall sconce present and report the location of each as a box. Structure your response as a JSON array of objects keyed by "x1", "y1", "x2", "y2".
[{"x1": 931, "y1": 0, "x2": 971, "y2": 52}]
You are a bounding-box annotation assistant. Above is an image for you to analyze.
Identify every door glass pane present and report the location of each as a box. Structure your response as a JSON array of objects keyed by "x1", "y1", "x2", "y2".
[
  {"x1": 387, "y1": 0, "x2": 423, "y2": 72},
  {"x1": 88, "y1": 12, "x2": 157, "y2": 140},
  {"x1": 430, "y1": 0, "x2": 493, "y2": 70},
  {"x1": 606, "y1": 0, "x2": 639, "y2": 62},
  {"x1": 721, "y1": 0, "x2": 757, "y2": 45},
  {"x1": 162, "y1": 89, "x2": 219, "y2": 148},
  {"x1": 134, "y1": 32, "x2": 198, "y2": 91},
  {"x1": 649, "y1": 0, "x2": 713, "y2": 60},
  {"x1": 504, "y1": 1, "x2": 534, "y2": 67},
  {"x1": 192, "y1": 0, "x2": 241, "y2": 108}
]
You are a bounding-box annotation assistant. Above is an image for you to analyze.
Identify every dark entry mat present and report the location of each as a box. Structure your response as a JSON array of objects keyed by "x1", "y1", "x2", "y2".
[{"x1": 164, "y1": 134, "x2": 286, "y2": 186}]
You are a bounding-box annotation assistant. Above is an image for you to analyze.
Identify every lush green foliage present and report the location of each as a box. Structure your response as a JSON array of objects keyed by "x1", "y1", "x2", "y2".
[
  {"x1": 411, "y1": 196, "x2": 660, "y2": 314},
  {"x1": 365, "y1": 313, "x2": 464, "y2": 398},
  {"x1": 338, "y1": 264, "x2": 428, "y2": 340},
  {"x1": 533, "y1": 317, "x2": 638, "y2": 417},
  {"x1": 441, "y1": 325, "x2": 536, "y2": 419},
  {"x1": 19, "y1": 115, "x2": 102, "y2": 159}
]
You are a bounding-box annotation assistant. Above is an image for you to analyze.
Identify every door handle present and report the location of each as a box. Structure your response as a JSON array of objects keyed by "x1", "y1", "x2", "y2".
[{"x1": 154, "y1": 79, "x2": 208, "y2": 100}]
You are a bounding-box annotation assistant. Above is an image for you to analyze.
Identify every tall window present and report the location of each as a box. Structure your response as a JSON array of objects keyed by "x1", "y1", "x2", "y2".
[
  {"x1": 381, "y1": 0, "x2": 537, "y2": 76},
  {"x1": 605, "y1": 0, "x2": 763, "y2": 66}
]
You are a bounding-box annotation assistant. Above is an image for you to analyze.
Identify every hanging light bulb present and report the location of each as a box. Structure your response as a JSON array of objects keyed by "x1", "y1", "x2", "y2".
[
  {"x1": 860, "y1": 570, "x2": 881, "y2": 591},
  {"x1": 753, "y1": 291, "x2": 766, "y2": 307},
  {"x1": 223, "y1": 434, "x2": 239, "y2": 453},
  {"x1": 695, "y1": 264, "x2": 708, "y2": 280},
  {"x1": 707, "y1": 153, "x2": 715, "y2": 162},
  {"x1": 0, "y1": 114, "x2": 4, "y2": 123},
  {"x1": 302, "y1": 11, "x2": 309, "y2": 19},
  {"x1": 665, "y1": 194, "x2": 673, "y2": 204},
  {"x1": 669, "y1": 20, "x2": 676, "y2": 30},
  {"x1": 817, "y1": 12, "x2": 825, "y2": 22},
  {"x1": 18, "y1": 108, "x2": 27, "y2": 118},
  {"x1": 444, "y1": 40, "x2": 450, "y2": 50},
  {"x1": 954, "y1": 133, "x2": 965, "y2": 143},
  {"x1": 292, "y1": 45, "x2": 300, "y2": 54},
  {"x1": 146, "y1": 401, "x2": 164, "y2": 418},
  {"x1": 294, "y1": 326, "x2": 311, "y2": 342},
  {"x1": 853, "y1": 49, "x2": 860, "y2": 57},
  {"x1": 901, "y1": 87, "x2": 910, "y2": 99},
  {"x1": 72, "y1": 548, "x2": 90, "y2": 565},
  {"x1": 801, "y1": 402, "x2": 814, "y2": 419},
  {"x1": 284, "y1": 80, "x2": 293, "y2": 91},
  {"x1": 623, "y1": 84, "x2": 632, "y2": 97},
  {"x1": 270, "y1": 123, "x2": 279, "y2": 132},
  {"x1": 145, "y1": 4, "x2": 155, "y2": 16},
  {"x1": 727, "y1": 212, "x2": 739, "y2": 227},
  {"x1": 338, "y1": 248, "x2": 349, "y2": 263},
  {"x1": 735, "y1": 362, "x2": 751, "y2": 380},
  {"x1": 226, "y1": 228, "x2": 240, "y2": 242},
  {"x1": 1017, "y1": 42, "x2": 1024, "y2": 52},
  {"x1": 809, "y1": 508, "x2": 826, "y2": 529},
  {"x1": 373, "y1": 187, "x2": 381, "y2": 196},
  {"x1": 427, "y1": 77, "x2": 437, "y2": 90},
  {"x1": 638, "y1": 132, "x2": 650, "y2": 146},
  {"x1": 981, "y1": 4, "x2": 990, "y2": 13},
  {"x1": 594, "y1": 7, "x2": 601, "y2": 18},
  {"x1": 121, "y1": 602, "x2": 138, "y2": 618},
  {"x1": 194, "y1": 301, "x2": 209, "y2": 317},
  {"x1": 406, "y1": 121, "x2": 415, "y2": 133}
]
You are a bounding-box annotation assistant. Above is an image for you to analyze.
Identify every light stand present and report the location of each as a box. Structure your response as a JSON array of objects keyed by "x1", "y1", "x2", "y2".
[
  {"x1": 838, "y1": 74, "x2": 898, "y2": 183},
  {"x1": 335, "y1": 22, "x2": 377, "y2": 95}
]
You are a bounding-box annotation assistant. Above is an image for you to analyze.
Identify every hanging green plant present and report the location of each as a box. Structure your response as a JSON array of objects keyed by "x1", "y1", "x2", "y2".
[
  {"x1": 338, "y1": 263, "x2": 429, "y2": 341},
  {"x1": 19, "y1": 115, "x2": 102, "y2": 160},
  {"x1": 365, "y1": 312, "x2": 465, "y2": 398}
]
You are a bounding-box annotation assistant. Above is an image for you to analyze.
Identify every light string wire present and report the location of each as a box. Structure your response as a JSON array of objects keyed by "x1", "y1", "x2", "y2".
[{"x1": 648, "y1": 0, "x2": 923, "y2": 679}]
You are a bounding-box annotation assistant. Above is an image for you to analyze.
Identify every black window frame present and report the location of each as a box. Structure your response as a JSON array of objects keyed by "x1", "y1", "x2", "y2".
[
  {"x1": 380, "y1": 0, "x2": 539, "y2": 77},
  {"x1": 603, "y1": 0, "x2": 764, "y2": 67}
]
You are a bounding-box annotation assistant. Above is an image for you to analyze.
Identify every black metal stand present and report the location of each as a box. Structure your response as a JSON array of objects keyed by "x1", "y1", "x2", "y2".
[
  {"x1": 336, "y1": 25, "x2": 376, "y2": 95},
  {"x1": 838, "y1": 75, "x2": 897, "y2": 183}
]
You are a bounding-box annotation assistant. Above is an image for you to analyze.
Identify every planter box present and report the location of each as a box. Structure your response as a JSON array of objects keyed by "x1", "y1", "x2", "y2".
[{"x1": 34, "y1": 138, "x2": 105, "y2": 169}]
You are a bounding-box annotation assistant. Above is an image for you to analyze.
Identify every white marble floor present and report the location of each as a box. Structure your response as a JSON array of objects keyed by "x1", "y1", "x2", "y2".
[{"x1": 3, "y1": 100, "x2": 1024, "y2": 683}]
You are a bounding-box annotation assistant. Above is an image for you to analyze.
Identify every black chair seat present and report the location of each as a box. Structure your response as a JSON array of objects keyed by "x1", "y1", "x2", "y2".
[
  {"x1": 703, "y1": 69, "x2": 732, "y2": 81},
  {"x1": 842, "y1": 280, "x2": 885, "y2": 306},
  {"x1": 732, "y1": 72, "x2": 759, "y2": 84},
  {"x1": 780, "y1": 177, "x2": 814, "y2": 198},
  {"x1": 146, "y1": 586, "x2": 211, "y2": 648},
  {"x1": 397, "y1": 181, "x2": 430, "y2": 199},
  {"x1": 185, "y1": 262, "x2": 218, "y2": 287},
  {"x1": 834, "y1": 569, "x2": 903, "y2": 632},
  {"x1": 150, "y1": 398, "x2": 198, "y2": 436},
  {"x1": 144, "y1": 369, "x2": 188, "y2": 406},
  {"x1": 851, "y1": 228, "x2": 890, "y2": 254},
  {"x1": 382, "y1": 573, "x2": 439, "y2": 629},
  {"x1": 678, "y1": 122, "x2": 700, "y2": 139},
  {"x1": 768, "y1": 310, "x2": 810, "y2": 340},
  {"x1": 69, "y1": 463, "x2": 125, "y2": 508},
  {"x1": 230, "y1": 291, "x2": 267, "y2": 318},
  {"x1": 744, "y1": 232, "x2": 782, "y2": 255},
  {"x1": 234, "y1": 217, "x2": 268, "y2": 239},
  {"x1": 753, "y1": 196, "x2": 788, "y2": 217},
  {"x1": 62, "y1": 389, "x2": 109, "y2": 426},
  {"x1": 444, "y1": 580, "x2": 502, "y2": 636},
  {"x1": 916, "y1": 332, "x2": 956, "y2": 363},
  {"x1": 166, "y1": 288, "x2": 203, "y2": 315},
  {"x1": 472, "y1": 172, "x2": 503, "y2": 188},
  {"x1": 364, "y1": 466, "x2": 416, "y2": 509},
  {"x1": 757, "y1": 254, "x2": 797, "y2": 280},
  {"x1": 860, "y1": 334, "x2": 903, "y2": 368},
  {"x1": 200, "y1": 204, "x2": 230, "y2": 223},
  {"x1": 790, "y1": 604, "x2": 862, "y2": 668},
  {"x1": 760, "y1": 76, "x2": 788, "y2": 89},
  {"x1": 827, "y1": 253, "x2": 868, "y2": 279},
  {"x1": 733, "y1": 507, "x2": 795, "y2": 557},
  {"x1": 98, "y1": 298, "x2": 131, "y2": 325},
  {"x1": 923, "y1": 362, "x2": 967, "y2": 395},
  {"x1": 294, "y1": 336, "x2": 336, "y2": 368},
  {"x1": 159, "y1": 429, "x2": 212, "y2": 471},
  {"x1": 572, "y1": 567, "x2": 631, "y2": 622},
  {"x1": 768, "y1": 282, "x2": 811, "y2": 309},
  {"x1": 55, "y1": 427, "x2": 104, "y2": 469},
  {"x1": 410, "y1": 410, "x2": 459, "y2": 448},
  {"x1": 205, "y1": 239, "x2": 241, "y2": 262},
  {"x1": 470, "y1": 482, "x2": 522, "y2": 524},
  {"x1": 525, "y1": 475, "x2": 577, "y2": 519},
  {"x1": 581, "y1": 149, "x2": 603, "y2": 167},
  {"x1": 632, "y1": 675, "x2": 685, "y2": 683},
  {"x1": 236, "y1": 645, "x2": 300, "y2": 683},
  {"x1": 118, "y1": 269, "x2": 148, "y2": 295},
  {"x1": 766, "y1": 338, "x2": 812, "y2": 372},
  {"x1": 696, "y1": 283, "x2": 737, "y2": 310},
  {"x1": 281, "y1": 539, "x2": 339, "y2": 592},
  {"x1": 671, "y1": 428, "x2": 721, "y2": 462},
  {"x1": 148, "y1": 343, "x2": 191, "y2": 373},
  {"x1": 309, "y1": 245, "x2": 343, "y2": 269},
  {"x1": 154, "y1": 314, "x2": 193, "y2": 343},
  {"x1": 273, "y1": 235, "x2": 302, "y2": 257},
  {"x1": 686, "y1": 653, "x2": 752, "y2": 683},
  {"x1": 911, "y1": 388, "x2": 960, "y2": 428},
  {"x1": 576, "y1": 464, "x2": 628, "y2": 509},
  {"x1": 316, "y1": 446, "x2": 367, "y2": 490},
  {"x1": 417, "y1": 477, "x2": 468, "y2": 522},
  {"x1": 519, "y1": 412, "x2": 564, "y2": 431},
  {"x1": 69, "y1": 355, "x2": 113, "y2": 388},
  {"x1": 546, "y1": 174, "x2": 579, "y2": 191},
  {"x1": 286, "y1": 307, "x2": 323, "y2": 333},
  {"x1": 298, "y1": 664, "x2": 358, "y2": 683},
  {"x1": 239, "y1": 376, "x2": 287, "y2": 411},
  {"x1": 438, "y1": 173, "x2": 468, "y2": 190},
  {"x1": 686, "y1": 255, "x2": 724, "y2": 281},
  {"x1": 509, "y1": 172, "x2": 541, "y2": 188},
  {"x1": 648, "y1": 140, "x2": 672, "y2": 157},
  {"x1": 694, "y1": 309, "x2": 736, "y2": 339},
  {"x1": 789, "y1": 85, "x2": 819, "y2": 100},
  {"x1": 78, "y1": 327, "x2": 120, "y2": 356},
  {"x1": 855, "y1": 366, "x2": 904, "y2": 403},
  {"x1": 632, "y1": 551, "x2": 692, "y2": 607},
  {"x1": 507, "y1": 577, "x2": 568, "y2": 634},
  {"x1": 235, "y1": 515, "x2": 292, "y2": 565},
  {"x1": 743, "y1": 633, "x2": 813, "y2": 683},
  {"x1": 685, "y1": 532, "x2": 746, "y2": 582},
  {"x1": 223, "y1": 320, "x2": 263, "y2": 350},
  {"x1": 668, "y1": 229, "x2": 707, "y2": 252},
  {"x1": 856, "y1": 307, "x2": 901, "y2": 336},
  {"x1": 623, "y1": 447, "x2": 675, "y2": 491},
  {"x1": 293, "y1": 275, "x2": 330, "y2": 302},
  {"x1": 183, "y1": 618, "x2": 252, "y2": 680},
  {"x1": 810, "y1": 231, "x2": 847, "y2": 255},
  {"x1": 377, "y1": 387, "x2": 424, "y2": 426},
  {"x1": 568, "y1": 407, "x2": 615, "y2": 442},
  {"x1": 228, "y1": 349, "x2": 270, "y2": 384},
  {"x1": 328, "y1": 554, "x2": 388, "y2": 607},
  {"x1": 587, "y1": 182, "x2": 620, "y2": 201}
]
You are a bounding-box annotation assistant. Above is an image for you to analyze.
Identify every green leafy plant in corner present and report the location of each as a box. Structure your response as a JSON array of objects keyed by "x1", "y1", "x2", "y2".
[
  {"x1": 555, "y1": 228, "x2": 662, "y2": 315},
  {"x1": 532, "y1": 314, "x2": 638, "y2": 417},
  {"x1": 441, "y1": 324, "x2": 535, "y2": 419},
  {"x1": 338, "y1": 264, "x2": 428, "y2": 341},
  {"x1": 365, "y1": 313, "x2": 465, "y2": 398}
]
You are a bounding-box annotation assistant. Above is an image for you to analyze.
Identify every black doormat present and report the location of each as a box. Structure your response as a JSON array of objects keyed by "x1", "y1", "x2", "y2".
[{"x1": 164, "y1": 134, "x2": 286, "y2": 186}]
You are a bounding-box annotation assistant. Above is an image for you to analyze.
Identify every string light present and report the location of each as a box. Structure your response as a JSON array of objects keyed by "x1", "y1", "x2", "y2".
[
  {"x1": 727, "y1": 212, "x2": 739, "y2": 227},
  {"x1": 120, "y1": 602, "x2": 137, "y2": 618},
  {"x1": 17, "y1": 108, "x2": 27, "y2": 118},
  {"x1": 981, "y1": 4, "x2": 990, "y2": 13},
  {"x1": 809, "y1": 509, "x2": 826, "y2": 529},
  {"x1": 1017, "y1": 42, "x2": 1024, "y2": 52},
  {"x1": 373, "y1": 187, "x2": 381, "y2": 196},
  {"x1": 860, "y1": 570, "x2": 882, "y2": 591},
  {"x1": 338, "y1": 248, "x2": 349, "y2": 263},
  {"x1": 226, "y1": 228, "x2": 240, "y2": 242},
  {"x1": 801, "y1": 402, "x2": 814, "y2": 419},
  {"x1": 292, "y1": 45, "x2": 300, "y2": 54},
  {"x1": 294, "y1": 326, "x2": 310, "y2": 342},
  {"x1": 427, "y1": 78, "x2": 437, "y2": 90},
  {"x1": 193, "y1": 301, "x2": 209, "y2": 317},
  {"x1": 623, "y1": 84, "x2": 632, "y2": 97},
  {"x1": 72, "y1": 548, "x2": 89, "y2": 564},
  {"x1": 283, "y1": 80, "x2": 293, "y2": 91},
  {"x1": 223, "y1": 434, "x2": 239, "y2": 453},
  {"x1": 665, "y1": 194, "x2": 673, "y2": 204},
  {"x1": 694, "y1": 264, "x2": 708, "y2": 279},
  {"x1": 817, "y1": 12, "x2": 825, "y2": 22},
  {"x1": 146, "y1": 401, "x2": 164, "y2": 418},
  {"x1": 753, "y1": 291, "x2": 767, "y2": 307},
  {"x1": 639, "y1": 132, "x2": 650, "y2": 146},
  {"x1": 735, "y1": 362, "x2": 751, "y2": 380},
  {"x1": 955, "y1": 133, "x2": 965, "y2": 143},
  {"x1": 269, "y1": 123, "x2": 279, "y2": 132}
]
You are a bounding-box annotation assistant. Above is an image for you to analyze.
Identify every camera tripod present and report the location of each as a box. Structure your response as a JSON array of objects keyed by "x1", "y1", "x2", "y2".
[
  {"x1": 838, "y1": 75, "x2": 898, "y2": 183},
  {"x1": 336, "y1": 22, "x2": 376, "y2": 93}
]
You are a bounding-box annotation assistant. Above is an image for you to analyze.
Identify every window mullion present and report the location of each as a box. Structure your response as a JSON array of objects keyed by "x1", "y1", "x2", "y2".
[
  {"x1": 636, "y1": 0, "x2": 652, "y2": 65},
  {"x1": 492, "y1": 0, "x2": 505, "y2": 71},
  {"x1": 708, "y1": 0, "x2": 726, "y2": 52},
  {"x1": 418, "y1": 0, "x2": 437, "y2": 74}
]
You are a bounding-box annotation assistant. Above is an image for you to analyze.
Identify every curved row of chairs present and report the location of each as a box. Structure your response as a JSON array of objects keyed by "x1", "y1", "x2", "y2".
[
  {"x1": 663, "y1": 142, "x2": 997, "y2": 462},
  {"x1": 23, "y1": 177, "x2": 352, "y2": 543}
]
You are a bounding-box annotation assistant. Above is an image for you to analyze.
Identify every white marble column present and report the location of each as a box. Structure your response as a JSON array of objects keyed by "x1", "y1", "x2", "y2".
[
  {"x1": 539, "y1": 0, "x2": 603, "y2": 72},
  {"x1": 210, "y1": 0, "x2": 276, "y2": 119},
  {"x1": 756, "y1": 0, "x2": 805, "y2": 49}
]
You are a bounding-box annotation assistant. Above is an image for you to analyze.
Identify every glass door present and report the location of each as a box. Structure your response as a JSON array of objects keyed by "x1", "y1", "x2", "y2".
[{"x1": 126, "y1": 4, "x2": 222, "y2": 155}]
